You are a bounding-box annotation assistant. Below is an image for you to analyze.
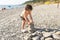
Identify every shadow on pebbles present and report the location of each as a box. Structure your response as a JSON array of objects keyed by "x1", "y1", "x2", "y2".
[
  {"x1": 0, "y1": 23, "x2": 60, "y2": 40},
  {"x1": 19, "y1": 23, "x2": 60, "y2": 40}
]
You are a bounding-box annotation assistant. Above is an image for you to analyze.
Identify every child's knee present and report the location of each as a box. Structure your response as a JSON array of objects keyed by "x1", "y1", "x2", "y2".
[
  {"x1": 22, "y1": 20, "x2": 26, "y2": 23},
  {"x1": 23, "y1": 20, "x2": 26, "y2": 22}
]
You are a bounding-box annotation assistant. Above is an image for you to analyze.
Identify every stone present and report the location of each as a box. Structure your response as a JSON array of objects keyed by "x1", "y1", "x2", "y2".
[
  {"x1": 35, "y1": 31, "x2": 43, "y2": 37},
  {"x1": 24, "y1": 34, "x2": 32, "y2": 40},
  {"x1": 27, "y1": 23, "x2": 36, "y2": 33},
  {"x1": 55, "y1": 31, "x2": 60, "y2": 34},
  {"x1": 32, "y1": 32, "x2": 37, "y2": 36},
  {"x1": 1, "y1": 37, "x2": 4, "y2": 40},
  {"x1": 35, "y1": 30, "x2": 42, "y2": 34},
  {"x1": 11, "y1": 33, "x2": 16, "y2": 37},
  {"x1": 32, "y1": 36, "x2": 40, "y2": 40},
  {"x1": 45, "y1": 38, "x2": 53, "y2": 40},
  {"x1": 53, "y1": 31, "x2": 60, "y2": 39},
  {"x1": 29, "y1": 23, "x2": 35, "y2": 29},
  {"x1": 31, "y1": 30, "x2": 43, "y2": 38},
  {"x1": 42, "y1": 32, "x2": 52, "y2": 37},
  {"x1": 41, "y1": 37, "x2": 45, "y2": 40}
]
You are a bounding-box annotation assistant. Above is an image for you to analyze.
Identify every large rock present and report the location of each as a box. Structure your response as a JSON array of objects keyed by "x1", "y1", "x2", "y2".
[
  {"x1": 45, "y1": 38, "x2": 53, "y2": 40},
  {"x1": 41, "y1": 37, "x2": 45, "y2": 40},
  {"x1": 42, "y1": 32, "x2": 52, "y2": 37},
  {"x1": 31, "y1": 30, "x2": 43, "y2": 38},
  {"x1": 27, "y1": 23, "x2": 36, "y2": 33},
  {"x1": 53, "y1": 31, "x2": 60, "y2": 39},
  {"x1": 35, "y1": 31, "x2": 43, "y2": 37},
  {"x1": 32, "y1": 36, "x2": 40, "y2": 40}
]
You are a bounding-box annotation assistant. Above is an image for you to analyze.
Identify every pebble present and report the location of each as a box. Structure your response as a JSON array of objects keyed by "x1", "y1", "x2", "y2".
[
  {"x1": 32, "y1": 36, "x2": 40, "y2": 40},
  {"x1": 1, "y1": 37, "x2": 4, "y2": 40},
  {"x1": 41, "y1": 37, "x2": 45, "y2": 40},
  {"x1": 42, "y1": 32, "x2": 52, "y2": 37},
  {"x1": 45, "y1": 38, "x2": 53, "y2": 40},
  {"x1": 24, "y1": 34, "x2": 32, "y2": 40},
  {"x1": 53, "y1": 31, "x2": 60, "y2": 39}
]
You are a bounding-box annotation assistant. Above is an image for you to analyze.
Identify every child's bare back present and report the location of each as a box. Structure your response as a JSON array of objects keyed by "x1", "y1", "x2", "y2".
[{"x1": 21, "y1": 10, "x2": 30, "y2": 18}]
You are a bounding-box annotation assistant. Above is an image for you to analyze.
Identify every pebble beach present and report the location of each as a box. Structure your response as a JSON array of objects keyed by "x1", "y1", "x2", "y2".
[{"x1": 0, "y1": 4, "x2": 60, "y2": 40}]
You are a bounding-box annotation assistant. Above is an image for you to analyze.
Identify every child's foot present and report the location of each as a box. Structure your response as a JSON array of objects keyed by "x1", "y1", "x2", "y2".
[{"x1": 21, "y1": 29, "x2": 27, "y2": 33}]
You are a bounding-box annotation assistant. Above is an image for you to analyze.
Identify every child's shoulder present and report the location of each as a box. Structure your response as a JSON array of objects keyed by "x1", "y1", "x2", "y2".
[{"x1": 20, "y1": 10, "x2": 25, "y2": 16}]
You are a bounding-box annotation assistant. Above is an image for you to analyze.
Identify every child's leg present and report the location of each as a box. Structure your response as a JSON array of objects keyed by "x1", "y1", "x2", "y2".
[
  {"x1": 21, "y1": 20, "x2": 26, "y2": 29},
  {"x1": 28, "y1": 20, "x2": 33, "y2": 25},
  {"x1": 28, "y1": 21, "x2": 31, "y2": 27},
  {"x1": 27, "y1": 19, "x2": 34, "y2": 29}
]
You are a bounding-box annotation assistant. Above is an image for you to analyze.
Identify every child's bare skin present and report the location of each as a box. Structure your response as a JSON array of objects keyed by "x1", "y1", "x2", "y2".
[
  {"x1": 20, "y1": 4, "x2": 33, "y2": 30},
  {"x1": 21, "y1": 10, "x2": 33, "y2": 29}
]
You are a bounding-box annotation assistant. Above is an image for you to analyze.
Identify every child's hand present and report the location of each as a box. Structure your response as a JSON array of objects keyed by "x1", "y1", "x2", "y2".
[
  {"x1": 30, "y1": 20, "x2": 34, "y2": 23},
  {"x1": 28, "y1": 20, "x2": 34, "y2": 25},
  {"x1": 28, "y1": 22, "x2": 31, "y2": 25}
]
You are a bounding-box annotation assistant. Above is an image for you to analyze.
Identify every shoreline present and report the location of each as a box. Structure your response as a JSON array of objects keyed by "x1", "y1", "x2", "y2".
[{"x1": 0, "y1": 3, "x2": 60, "y2": 10}]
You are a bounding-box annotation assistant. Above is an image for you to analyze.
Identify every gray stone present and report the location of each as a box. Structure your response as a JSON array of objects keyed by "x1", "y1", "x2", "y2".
[
  {"x1": 32, "y1": 32, "x2": 37, "y2": 36},
  {"x1": 1, "y1": 37, "x2": 4, "y2": 40},
  {"x1": 35, "y1": 31, "x2": 43, "y2": 37},
  {"x1": 53, "y1": 31, "x2": 60, "y2": 39},
  {"x1": 35, "y1": 30, "x2": 42, "y2": 34},
  {"x1": 24, "y1": 34, "x2": 32, "y2": 40},
  {"x1": 31, "y1": 30, "x2": 43, "y2": 38},
  {"x1": 45, "y1": 38, "x2": 53, "y2": 40},
  {"x1": 41, "y1": 37, "x2": 45, "y2": 40},
  {"x1": 53, "y1": 34, "x2": 60, "y2": 39},
  {"x1": 11, "y1": 33, "x2": 16, "y2": 37},
  {"x1": 32, "y1": 36, "x2": 40, "y2": 40},
  {"x1": 42, "y1": 32, "x2": 52, "y2": 37},
  {"x1": 27, "y1": 23, "x2": 36, "y2": 33}
]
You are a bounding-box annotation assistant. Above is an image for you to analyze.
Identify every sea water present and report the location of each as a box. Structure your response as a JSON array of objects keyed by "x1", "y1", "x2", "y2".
[{"x1": 0, "y1": 5, "x2": 24, "y2": 10}]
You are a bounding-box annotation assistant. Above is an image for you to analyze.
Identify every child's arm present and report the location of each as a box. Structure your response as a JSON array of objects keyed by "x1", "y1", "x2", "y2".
[
  {"x1": 24, "y1": 15, "x2": 31, "y2": 24},
  {"x1": 29, "y1": 13, "x2": 33, "y2": 23},
  {"x1": 24, "y1": 15, "x2": 29, "y2": 22}
]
